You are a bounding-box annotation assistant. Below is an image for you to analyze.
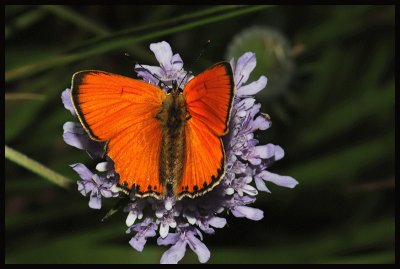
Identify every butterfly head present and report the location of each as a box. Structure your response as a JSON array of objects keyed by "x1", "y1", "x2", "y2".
[{"x1": 166, "y1": 80, "x2": 183, "y2": 96}]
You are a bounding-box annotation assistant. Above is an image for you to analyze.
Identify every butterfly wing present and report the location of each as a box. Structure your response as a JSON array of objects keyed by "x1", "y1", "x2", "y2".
[
  {"x1": 178, "y1": 62, "x2": 235, "y2": 199},
  {"x1": 71, "y1": 71, "x2": 166, "y2": 198}
]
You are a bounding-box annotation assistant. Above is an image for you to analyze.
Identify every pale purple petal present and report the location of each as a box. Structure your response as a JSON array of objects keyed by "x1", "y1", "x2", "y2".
[
  {"x1": 77, "y1": 180, "x2": 88, "y2": 195},
  {"x1": 248, "y1": 158, "x2": 261, "y2": 165},
  {"x1": 252, "y1": 114, "x2": 271, "y2": 131},
  {"x1": 88, "y1": 191, "x2": 101, "y2": 209},
  {"x1": 240, "y1": 194, "x2": 256, "y2": 204},
  {"x1": 208, "y1": 217, "x2": 227, "y2": 228},
  {"x1": 126, "y1": 211, "x2": 138, "y2": 227},
  {"x1": 195, "y1": 228, "x2": 203, "y2": 241},
  {"x1": 134, "y1": 64, "x2": 162, "y2": 85},
  {"x1": 260, "y1": 171, "x2": 298, "y2": 189},
  {"x1": 61, "y1": 88, "x2": 76, "y2": 116},
  {"x1": 100, "y1": 188, "x2": 114, "y2": 198},
  {"x1": 237, "y1": 76, "x2": 268, "y2": 97},
  {"x1": 63, "y1": 122, "x2": 86, "y2": 148},
  {"x1": 171, "y1": 53, "x2": 183, "y2": 70},
  {"x1": 160, "y1": 223, "x2": 169, "y2": 238},
  {"x1": 232, "y1": 205, "x2": 264, "y2": 221},
  {"x1": 129, "y1": 223, "x2": 157, "y2": 252},
  {"x1": 187, "y1": 233, "x2": 211, "y2": 263},
  {"x1": 242, "y1": 184, "x2": 258, "y2": 196},
  {"x1": 254, "y1": 177, "x2": 271, "y2": 193},
  {"x1": 150, "y1": 41, "x2": 173, "y2": 70},
  {"x1": 234, "y1": 52, "x2": 256, "y2": 87},
  {"x1": 129, "y1": 235, "x2": 147, "y2": 252},
  {"x1": 160, "y1": 240, "x2": 187, "y2": 264},
  {"x1": 96, "y1": 161, "x2": 112, "y2": 172},
  {"x1": 237, "y1": 98, "x2": 256, "y2": 111},
  {"x1": 254, "y1": 144, "x2": 277, "y2": 159},
  {"x1": 157, "y1": 232, "x2": 180, "y2": 246},
  {"x1": 273, "y1": 145, "x2": 285, "y2": 161},
  {"x1": 63, "y1": 122, "x2": 104, "y2": 158},
  {"x1": 70, "y1": 163, "x2": 93, "y2": 181}
]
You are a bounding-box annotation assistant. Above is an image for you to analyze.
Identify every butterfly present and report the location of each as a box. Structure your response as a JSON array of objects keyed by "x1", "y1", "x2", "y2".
[{"x1": 70, "y1": 62, "x2": 235, "y2": 200}]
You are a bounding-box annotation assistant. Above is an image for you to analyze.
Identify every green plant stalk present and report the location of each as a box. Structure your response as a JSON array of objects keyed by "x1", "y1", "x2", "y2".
[
  {"x1": 5, "y1": 93, "x2": 45, "y2": 101},
  {"x1": 42, "y1": 5, "x2": 109, "y2": 35},
  {"x1": 65, "y1": 5, "x2": 244, "y2": 53},
  {"x1": 5, "y1": 145, "x2": 73, "y2": 189},
  {"x1": 5, "y1": 5, "x2": 270, "y2": 82}
]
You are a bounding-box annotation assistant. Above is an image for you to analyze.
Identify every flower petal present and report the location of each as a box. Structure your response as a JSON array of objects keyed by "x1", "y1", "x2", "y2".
[
  {"x1": 208, "y1": 217, "x2": 227, "y2": 228},
  {"x1": 61, "y1": 88, "x2": 76, "y2": 116},
  {"x1": 63, "y1": 122, "x2": 105, "y2": 158},
  {"x1": 252, "y1": 114, "x2": 271, "y2": 131},
  {"x1": 187, "y1": 233, "x2": 211, "y2": 263},
  {"x1": 77, "y1": 181, "x2": 85, "y2": 195},
  {"x1": 233, "y1": 205, "x2": 264, "y2": 221},
  {"x1": 234, "y1": 52, "x2": 256, "y2": 87},
  {"x1": 273, "y1": 145, "x2": 285, "y2": 161},
  {"x1": 150, "y1": 41, "x2": 173, "y2": 71},
  {"x1": 134, "y1": 64, "x2": 163, "y2": 83},
  {"x1": 157, "y1": 232, "x2": 180, "y2": 246},
  {"x1": 260, "y1": 171, "x2": 298, "y2": 189},
  {"x1": 70, "y1": 163, "x2": 93, "y2": 181},
  {"x1": 160, "y1": 223, "x2": 169, "y2": 239},
  {"x1": 96, "y1": 162, "x2": 110, "y2": 172},
  {"x1": 165, "y1": 199, "x2": 173, "y2": 211},
  {"x1": 88, "y1": 190, "x2": 102, "y2": 209},
  {"x1": 242, "y1": 184, "x2": 258, "y2": 196},
  {"x1": 248, "y1": 158, "x2": 261, "y2": 165},
  {"x1": 171, "y1": 53, "x2": 183, "y2": 70},
  {"x1": 237, "y1": 75, "x2": 267, "y2": 97},
  {"x1": 126, "y1": 211, "x2": 137, "y2": 227},
  {"x1": 254, "y1": 177, "x2": 271, "y2": 193},
  {"x1": 253, "y1": 144, "x2": 278, "y2": 159},
  {"x1": 129, "y1": 234, "x2": 147, "y2": 252},
  {"x1": 160, "y1": 240, "x2": 187, "y2": 264}
]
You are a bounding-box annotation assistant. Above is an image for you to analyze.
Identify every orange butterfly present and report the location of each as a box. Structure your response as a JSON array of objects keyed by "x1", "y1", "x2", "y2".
[{"x1": 70, "y1": 62, "x2": 235, "y2": 200}]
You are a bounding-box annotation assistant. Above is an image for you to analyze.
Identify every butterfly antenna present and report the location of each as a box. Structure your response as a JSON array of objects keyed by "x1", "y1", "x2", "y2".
[
  {"x1": 193, "y1": 39, "x2": 211, "y2": 65},
  {"x1": 135, "y1": 62, "x2": 162, "y2": 83},
  {"x1": 177, "y1": 71, "x2": 192, "y2": 90},
  {"x1": 236, "y1": 74, "x2": 244, "y2": 88},
  {"x1": 177, "y1": 40, "x2": 211, "y2": 89},
  {"x1": 124, "y1": 52, "x2": 162, "y2": 83}
]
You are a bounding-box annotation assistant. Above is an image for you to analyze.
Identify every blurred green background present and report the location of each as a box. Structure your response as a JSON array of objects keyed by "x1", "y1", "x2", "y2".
[{"x1": 5, "y1": 5, "x2": 395, "y2": 264}]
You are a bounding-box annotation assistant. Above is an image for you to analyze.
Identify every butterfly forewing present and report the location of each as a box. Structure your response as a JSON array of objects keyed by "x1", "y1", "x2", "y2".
[
  {"x1": 179, "y1": 62, "x2": 235, "y2": 199},
  {"x1": 184, "y1": 62, "x2": 235, "y2": 136},
  {"x1": 71, "y1": 71, "x2": 167, "y2": 198}
]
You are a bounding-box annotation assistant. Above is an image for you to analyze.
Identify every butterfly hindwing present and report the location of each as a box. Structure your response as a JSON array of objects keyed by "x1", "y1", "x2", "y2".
[
  {"x1": 179, "y1": 62, "x2": 235, "y2": 199},
  {"x1": 71, "y1": 71, "x2": 166, "y2": 198}
]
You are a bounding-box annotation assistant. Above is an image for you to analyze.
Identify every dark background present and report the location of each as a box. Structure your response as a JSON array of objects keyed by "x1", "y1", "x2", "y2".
[{"x1": 5, "y1": 5, "x2": 395, "y2": 263}]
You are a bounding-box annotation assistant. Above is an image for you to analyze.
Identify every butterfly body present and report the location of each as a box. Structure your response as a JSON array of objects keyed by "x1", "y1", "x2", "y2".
[
  {"x1": 71, "y1": 62, "x2": 235, "y2": 200},
  {"x1": 157, "y1": 86, "x2": 189, "y2": 198}
]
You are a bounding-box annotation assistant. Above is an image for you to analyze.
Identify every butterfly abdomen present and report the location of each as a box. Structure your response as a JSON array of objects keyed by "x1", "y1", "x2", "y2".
[{"x1": 157, "y1": 92, "x2": 188, "y2": 198}]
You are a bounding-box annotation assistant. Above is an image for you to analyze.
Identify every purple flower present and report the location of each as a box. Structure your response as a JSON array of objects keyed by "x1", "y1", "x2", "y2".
[
  {"x1": 62, "y1": 41, "x2": 298, "y2": 264},
  {"x1": 134, "y1": 41, "x2": 192, "y2": 91},
  {"x1": 62, "y1": 88, "x2": 105, "y2": 159},
  {"x1": 71, "y1": 163, "x2": 119, "y2": 209},
  {"x1": 127, "y1": 217, "x2": 158, "y2": 252},
  {"x1": 158, "y1": 226, "x2": 210, "y2": 264}
]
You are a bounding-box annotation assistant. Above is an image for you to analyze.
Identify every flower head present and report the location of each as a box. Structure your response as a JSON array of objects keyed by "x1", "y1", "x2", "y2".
[{"x1": 62, "y1": 41, "x2": 298, "y2": 264}]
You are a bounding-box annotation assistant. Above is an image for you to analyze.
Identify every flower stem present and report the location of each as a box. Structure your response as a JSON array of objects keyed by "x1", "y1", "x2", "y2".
[{"x1": 5, "y1": 145, "x2": 73, "y2": 189}]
